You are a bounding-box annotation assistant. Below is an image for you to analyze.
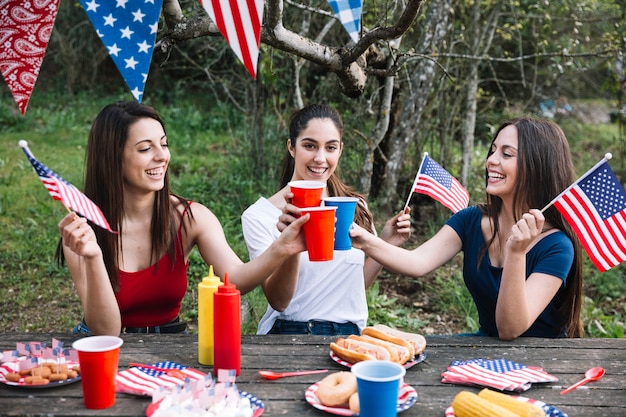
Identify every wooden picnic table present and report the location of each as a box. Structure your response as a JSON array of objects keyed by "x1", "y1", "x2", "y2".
[{"x1": 0, "y1": 333, "x2": 624, "y2": 416}]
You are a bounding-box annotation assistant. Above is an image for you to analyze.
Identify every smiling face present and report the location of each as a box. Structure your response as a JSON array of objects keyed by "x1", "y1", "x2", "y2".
[
  {"x1": 122, "y1": 117, "x2": 170, "y2": 194},
  {"x1": 485, "y1": 124, "x2": 518, "y2": 201},
  {"x1": 289, "y1": 118, "x2": 343, "y2": 184}
]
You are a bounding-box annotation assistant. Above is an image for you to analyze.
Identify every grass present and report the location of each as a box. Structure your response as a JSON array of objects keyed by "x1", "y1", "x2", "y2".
[{"x1": 1, "y1": 92, "x2": 624, "y2": 337}]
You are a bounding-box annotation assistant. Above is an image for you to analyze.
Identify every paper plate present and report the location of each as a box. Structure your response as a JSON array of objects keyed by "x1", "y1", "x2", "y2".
[
  {"x1": 330, "y1": 351, "x2": 426, "y2": 369},
  {"x1": 146, "y1": 390, "x2": 264, "y2": 417},
  {"x1": 445, "y1": 395, "x2": 568, "y2": 417},
  {"x1": 0, "y1": 359, "x2": 81, "y2": 389},
  {"x1": 305, "y1": 382, "x2": 417, "y2": 416}
]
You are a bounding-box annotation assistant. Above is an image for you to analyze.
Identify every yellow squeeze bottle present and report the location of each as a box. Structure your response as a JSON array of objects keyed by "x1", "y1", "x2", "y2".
[{"x1": 198, "y1": 265, "x2": 222, "y2": 365}]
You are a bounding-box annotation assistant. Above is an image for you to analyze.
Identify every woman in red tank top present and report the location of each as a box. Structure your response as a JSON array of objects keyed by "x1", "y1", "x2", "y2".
[{"x1": 57, "y1": 101, "x2": 308, "y2": 336}]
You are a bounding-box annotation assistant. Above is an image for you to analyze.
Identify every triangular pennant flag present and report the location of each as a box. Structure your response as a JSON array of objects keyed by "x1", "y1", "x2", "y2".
[
  {"x1": 78, "y1": 0, "x2": 162, "y2": 102},
  {"x1": 327, "y1": 0, "x2": 362, "y2": 43},
  {"x1": 0, "y1": 0, "x2": 61, "y2": 115},
  {"x1": 199, "y1": 0, "x2": 264, "y2": 79}
]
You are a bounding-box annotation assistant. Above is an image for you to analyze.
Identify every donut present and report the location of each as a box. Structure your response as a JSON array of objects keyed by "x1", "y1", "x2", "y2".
[
  {"x1": 348, "y1": 392, "x2": 360, "y2": 414},
  {"x1": 316, "y1": 371, "x2": 357, "y2": 407}
]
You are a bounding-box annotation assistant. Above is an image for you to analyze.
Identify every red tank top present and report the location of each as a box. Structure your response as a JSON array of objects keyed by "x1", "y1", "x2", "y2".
[{"x1": 115, "y1": 212, "x2": 189, "y2": 328}]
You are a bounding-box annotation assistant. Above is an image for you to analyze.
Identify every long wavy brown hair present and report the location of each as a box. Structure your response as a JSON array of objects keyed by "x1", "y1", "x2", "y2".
[
  {"x1": 278, "y1": 104, "x2": 374, "y2": 233},
  {"x1": 478, "y1": 117, "x2": 584, "y2": 337},
  {"x1": 56, "y1": 101, "x2": 191, "y2": 291}
]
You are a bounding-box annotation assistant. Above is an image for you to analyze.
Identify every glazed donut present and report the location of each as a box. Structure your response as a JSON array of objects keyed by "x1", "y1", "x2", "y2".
[{"x1": 316, "y1": 371, "x2": 357, "y2": 407}]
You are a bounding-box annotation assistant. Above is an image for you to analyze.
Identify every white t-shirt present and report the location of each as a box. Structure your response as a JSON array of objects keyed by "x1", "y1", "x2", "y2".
[{"x1": 241, "y1": 197, "x2": 368, "y2": 334}]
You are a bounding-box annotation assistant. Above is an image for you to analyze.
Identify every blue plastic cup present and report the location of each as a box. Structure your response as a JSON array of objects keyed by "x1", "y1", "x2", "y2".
[
  {"x1": 322, "y1": 197, "x2": 358, "y2": 250},
  {"x1": 351, "y1": 360, "x2": 405, "y2": 417}
]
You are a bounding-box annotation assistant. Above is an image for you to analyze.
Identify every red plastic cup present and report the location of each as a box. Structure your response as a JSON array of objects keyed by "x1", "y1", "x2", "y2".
[
  {"x1": 72, "y1": 336, "x2": 124, "y2": 409},
  {"x1": 299, "y1": 206, "x2": 337, "y2": 261},
  {"x1": 288, "y1": 180, "x2": 326, "y2": 208}
]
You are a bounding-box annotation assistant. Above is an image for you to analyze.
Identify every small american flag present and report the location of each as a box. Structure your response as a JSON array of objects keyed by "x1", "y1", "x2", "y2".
[
  {"x1": 406, "y1": 153, "x2": 470, "y2": 213},
  {"x1": 441, "y1": 359, "x2": 558, "y2": 392},
  {"x1": 19, "y1": 141, "x2": 116, "y2": 233},
  {"x1": 549, "y1": 155, "x2": 626, "y2": 272}
]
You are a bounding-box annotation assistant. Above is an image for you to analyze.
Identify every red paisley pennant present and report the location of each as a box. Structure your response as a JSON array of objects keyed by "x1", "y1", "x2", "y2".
[{"x1": 0, "y1": 0, "x2": 60, "y2": 115}]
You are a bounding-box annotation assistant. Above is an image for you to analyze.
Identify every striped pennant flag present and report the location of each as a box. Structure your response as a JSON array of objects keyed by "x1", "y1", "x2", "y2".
[
  {"x1": 116, "y1": 361, "x2": 207, "y2": 396},
  {"x1": 199, "y1": 0, "x2": 264, "y2": 79},
  {"x1": 18, "y1": 140, "x2": 116, "y2": 233},
  {"x1": 546, "y1": 154, "x2": 626, "y2": 272}
]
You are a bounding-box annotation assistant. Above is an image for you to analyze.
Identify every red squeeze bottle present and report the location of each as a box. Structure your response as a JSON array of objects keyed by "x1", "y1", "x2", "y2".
[{"x1": 213, "y1": 272, "x2": 241, "y2": 376}]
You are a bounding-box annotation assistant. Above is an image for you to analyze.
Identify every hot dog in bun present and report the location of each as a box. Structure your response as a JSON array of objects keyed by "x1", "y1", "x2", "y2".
[
  {"x1": 330, "y1": 337, "x2": 391, "y2": 364},
  {"x1": 370, "y1": 324, "x2": 427, "y2": 355}
]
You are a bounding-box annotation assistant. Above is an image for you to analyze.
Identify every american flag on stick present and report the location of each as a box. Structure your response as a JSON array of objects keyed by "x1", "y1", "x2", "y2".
[
  {"x1": 543, "y1": 153, "x2": 626, "y2": 272},
  {"x1": 19, "y1": 140, "x2": 116, "y2": 233},
  {"x1": 404, "y1": 153, "x2": 470, "y2": 213}
]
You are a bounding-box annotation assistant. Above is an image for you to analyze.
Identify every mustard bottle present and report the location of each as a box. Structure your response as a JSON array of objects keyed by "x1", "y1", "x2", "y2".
[{"x1": 198, "y1": 265, "x2": 222, "y2": 365}]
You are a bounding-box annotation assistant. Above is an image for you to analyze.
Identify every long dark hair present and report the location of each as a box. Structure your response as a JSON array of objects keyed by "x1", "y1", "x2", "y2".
[
  {"x1": 478, "y1": 117, "x2": 583, "y2": 337},
  {"x1": 279, "y1": 104, "x2": 374, "y2": 233},
  {"x1": 56, "y1": 101, "x2": 191, "y2": 291}
]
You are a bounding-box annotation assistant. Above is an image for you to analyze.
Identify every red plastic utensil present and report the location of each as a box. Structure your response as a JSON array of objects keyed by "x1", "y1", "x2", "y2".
[
  {"x1": 560, "y1": 367, "x2": 605, "y2": 395},
  {"x1": 258, "y1": 369, "x2": 328, "y2": 380}
]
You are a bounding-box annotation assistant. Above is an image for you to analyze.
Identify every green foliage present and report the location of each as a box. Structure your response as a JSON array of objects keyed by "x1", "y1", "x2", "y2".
[{"x1": 366, "y1": 282, "x2": 426, "y2": 332}]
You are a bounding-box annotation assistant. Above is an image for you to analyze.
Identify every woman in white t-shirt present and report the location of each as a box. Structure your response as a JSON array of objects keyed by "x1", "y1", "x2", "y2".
[{"x1": 241, "y1": 104, "x2": 411, "y2": 335}]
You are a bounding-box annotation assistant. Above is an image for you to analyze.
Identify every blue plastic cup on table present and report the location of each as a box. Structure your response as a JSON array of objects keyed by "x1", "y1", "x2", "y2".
[
  {"x1": 351, "y1": 360, "x2": 406, "y2": 417},
  {"x1": 322, "y1": 197, "x2": 358, "y2": 250}
]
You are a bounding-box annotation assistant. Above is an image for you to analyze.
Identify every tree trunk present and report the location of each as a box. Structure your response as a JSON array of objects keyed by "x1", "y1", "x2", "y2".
[{"x1": 376, "y1": 0, "x2": 453, "y2": 212}]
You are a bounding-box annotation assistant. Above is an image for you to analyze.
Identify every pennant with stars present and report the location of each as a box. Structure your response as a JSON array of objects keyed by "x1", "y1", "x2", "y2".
[
  {"x1": 199, "y1": 0, "x2": 264, "y2": 79},
  {"x1": 79, "y1": 0, "x2": 162, "y2": 102},
  {"x1": 327, "y1": 0, "x2": 362, "y2": 43},
  {"x1": 0, "y1": 0, "x2": 61, "y2": 115}
]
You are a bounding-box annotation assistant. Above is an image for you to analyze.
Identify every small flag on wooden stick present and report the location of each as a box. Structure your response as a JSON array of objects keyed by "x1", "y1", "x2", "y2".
[
  {"x1": 404, "y1": 153, "x2": 470, "y2": 213},
  {"x1": 19, "y1": 140, "x2": 116, "y2": 233},
  {"x1": 542, "y1": 153, "x2": 626, "y2": 271}
]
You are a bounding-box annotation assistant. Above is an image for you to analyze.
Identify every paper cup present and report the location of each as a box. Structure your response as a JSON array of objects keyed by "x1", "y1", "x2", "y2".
[
  {"x1": 351, "y1": 360, "x2": 406, "y2": 417},
  {"x1": 72, "y1": 335, "x2": 124, "y2": 409},
  {"x1": 322, "y1": 197, "x2": 358, "y2": 250},
  {"x1": 288, "y1": 180, "x2": 326, "y2": 208},
  {"x1": 299, "y1": 206, "x2": 337, "y2": 261}
]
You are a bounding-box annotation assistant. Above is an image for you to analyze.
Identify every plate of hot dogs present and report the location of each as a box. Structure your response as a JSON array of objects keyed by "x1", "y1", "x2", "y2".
[{"x1": 330, "y1": 324, "x2": 427, "y2": 369}]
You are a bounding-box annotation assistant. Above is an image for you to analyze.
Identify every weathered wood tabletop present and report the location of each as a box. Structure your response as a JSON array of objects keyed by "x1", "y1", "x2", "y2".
[{"x1": 0, "y1": 333, "x2": 624, "y2": 416}]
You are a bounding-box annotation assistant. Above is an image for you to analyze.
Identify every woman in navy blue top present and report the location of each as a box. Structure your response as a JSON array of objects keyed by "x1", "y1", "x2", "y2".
[{"x1": 350, "y1": 118, "x2": 584, "y2": 339}]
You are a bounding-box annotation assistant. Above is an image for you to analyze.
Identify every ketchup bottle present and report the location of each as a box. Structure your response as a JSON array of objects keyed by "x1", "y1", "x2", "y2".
[
  {"x1": 198, "y1": 265, "x2": 222, "y2": 365},
  {"x1": 213, "y1": 272, "x2": 241, "y2": 375}
]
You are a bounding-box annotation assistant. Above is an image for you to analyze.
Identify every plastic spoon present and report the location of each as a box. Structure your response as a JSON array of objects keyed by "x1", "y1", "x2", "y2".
[
  {"x1": 559, "y1": 367, "x2": 605, "y2": 395},
  {"x1": 259, "y1": 369, "x2": 329, "y2": 380}
]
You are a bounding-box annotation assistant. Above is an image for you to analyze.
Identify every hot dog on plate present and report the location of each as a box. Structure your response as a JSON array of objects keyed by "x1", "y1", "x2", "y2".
[{"x1": 330, "y1": 326, "x2": 426, "y2": 365}]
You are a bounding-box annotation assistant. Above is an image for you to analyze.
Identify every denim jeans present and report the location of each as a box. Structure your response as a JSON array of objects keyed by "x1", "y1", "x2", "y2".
[{"x1": 268, "y1": 319, "x2": 360, "y2": 335}]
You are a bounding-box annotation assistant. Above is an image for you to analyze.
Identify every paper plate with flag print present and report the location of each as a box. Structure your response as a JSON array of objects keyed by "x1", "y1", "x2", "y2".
[
  {"x1": 445, "y1": 395, "x2": 568, "y2": 417},
  {"x1": 305, "y1": 382, "x2": 417, "y2": 415}
]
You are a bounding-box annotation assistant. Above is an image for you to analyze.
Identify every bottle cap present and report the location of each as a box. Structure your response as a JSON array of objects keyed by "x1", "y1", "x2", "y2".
[
  {"x1": 217, "y1": 272, "x2": 239, "y2": 293},
  {"x1": 202, "y1": 265, "x2": 221, "y2": 285}
]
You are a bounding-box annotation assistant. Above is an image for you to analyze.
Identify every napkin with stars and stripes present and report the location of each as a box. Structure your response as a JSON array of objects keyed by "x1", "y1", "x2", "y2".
[
  {"x1": 116, "y1": 361, "x2": 207, "y2": 396},
  {"x1": 441, "y1": 358, "x2": 558, "y2": 392}
]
